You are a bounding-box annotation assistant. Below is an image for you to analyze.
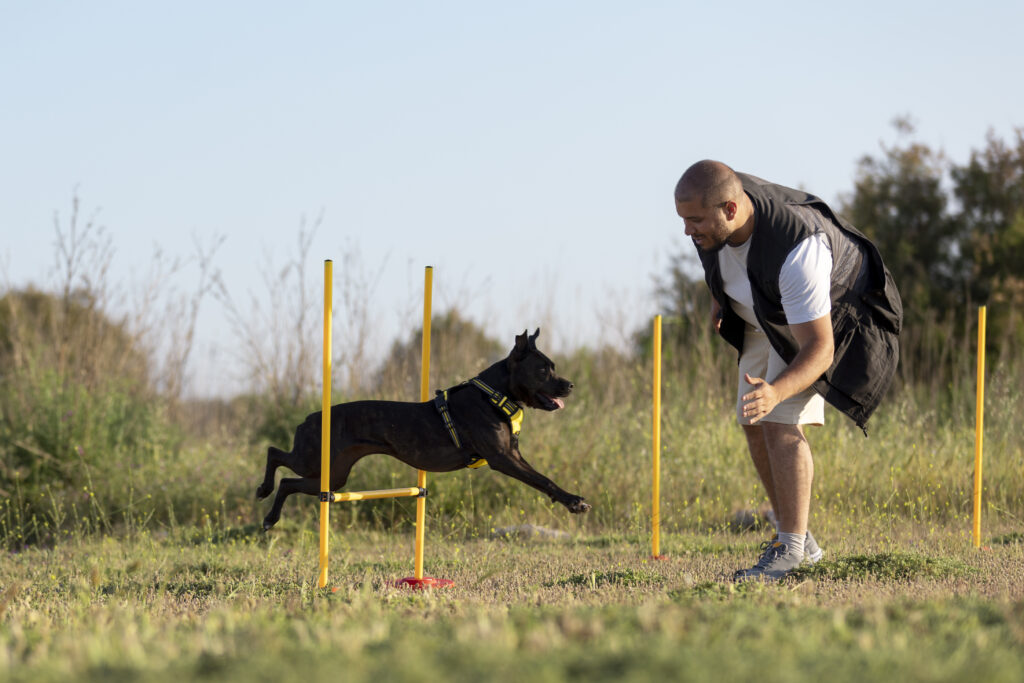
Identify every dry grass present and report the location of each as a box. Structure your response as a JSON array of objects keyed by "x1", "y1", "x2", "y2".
[
  {"x1": 3, "y1": 192, "x2": 1024, "y2": 680},
  {"x1": 1, "y1": 518, "x2": 1023, "y2": 682}
]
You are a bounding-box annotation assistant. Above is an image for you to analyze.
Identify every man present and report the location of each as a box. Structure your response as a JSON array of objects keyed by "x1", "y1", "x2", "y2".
[{"x1": 674, "y1": 160, "x2": 902, "y2": 580}]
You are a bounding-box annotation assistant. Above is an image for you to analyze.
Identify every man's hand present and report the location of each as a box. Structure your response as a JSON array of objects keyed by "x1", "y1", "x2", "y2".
[
  {"x1": 711, "y1": 299, "x2": 723, "y2": 333},
  {"x1": 741, "y1": 372, "x2": 781, "y2": 424},
  {"x1": 742, "y1": 316, "x2": 834, "y2": 424}
]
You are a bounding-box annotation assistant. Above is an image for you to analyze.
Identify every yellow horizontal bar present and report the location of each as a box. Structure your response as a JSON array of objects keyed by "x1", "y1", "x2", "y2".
[{"x1": 329, "y1": 487, "x2": 423, "y2": 503}]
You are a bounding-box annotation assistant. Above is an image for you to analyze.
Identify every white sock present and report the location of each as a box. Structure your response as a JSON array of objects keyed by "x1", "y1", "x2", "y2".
[
  {"x1": 778, "y1": 531, "x2": 804, "y2": 556},
  {"x1": 774, "y1": 513, "x2": 813, "y2": 548}
]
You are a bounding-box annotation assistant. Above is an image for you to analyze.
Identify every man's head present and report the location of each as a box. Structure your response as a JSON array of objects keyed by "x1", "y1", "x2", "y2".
[{"x1": 674, "y1": 160, "x2": 751, "y2": 252}]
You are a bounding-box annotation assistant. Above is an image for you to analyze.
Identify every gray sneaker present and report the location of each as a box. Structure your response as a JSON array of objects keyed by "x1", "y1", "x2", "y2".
[
  {"x1": 767, "y1": 530, "x2": 823, "y2": 565},
  {"x1": 804, "y1": 530, "x2": 823, "y2": 564},
  {"x1": 734, "y1": 540, "x2": 804, "y2": 581}
]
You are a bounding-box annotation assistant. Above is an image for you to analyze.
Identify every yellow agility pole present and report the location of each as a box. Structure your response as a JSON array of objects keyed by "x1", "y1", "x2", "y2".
[
  {"x1": 398, "y1": 266, "x2": 452, "y2": 588},
  {"x1": 973, "y1": 305, "x2": 986, "y2": 549},
  {"x1": 318, "y1": 259, "x2": 333, "y2": 589},
  {"x1": 415, "y1": 266, "x2": 432, "y2": 579},
  {"x1": 651, "y1": 315, "x2": 666, "y2": 560}
]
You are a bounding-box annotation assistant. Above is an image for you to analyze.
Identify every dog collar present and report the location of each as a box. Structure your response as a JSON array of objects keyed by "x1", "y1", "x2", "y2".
[{"x1": 468, "y1": 378, "x2": 524, "y2": 435}]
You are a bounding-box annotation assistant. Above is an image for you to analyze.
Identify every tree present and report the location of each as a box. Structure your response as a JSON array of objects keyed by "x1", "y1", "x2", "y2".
[
  {"x1": 950, "y1": 128, "x2": 1024, "y2": 351},
  {"x1": 652, "y1": 121, "x2": 1024, "y2": 392},
  {"x1": 372, "y1": 309, "x2": 506, "y2": 398},
  {"x1": 839, "y1": 121, "x2": 959, "y2": 318}
]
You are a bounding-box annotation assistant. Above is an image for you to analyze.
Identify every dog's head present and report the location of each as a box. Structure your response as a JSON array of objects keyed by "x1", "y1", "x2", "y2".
[{"x1": 507, "y1": 329, "x2": 573, "y2": 411}]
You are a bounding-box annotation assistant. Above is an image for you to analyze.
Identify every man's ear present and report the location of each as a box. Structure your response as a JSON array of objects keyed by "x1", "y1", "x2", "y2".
[{"x1": 723, "y1": 200, "x2": 739, "y2": 220}]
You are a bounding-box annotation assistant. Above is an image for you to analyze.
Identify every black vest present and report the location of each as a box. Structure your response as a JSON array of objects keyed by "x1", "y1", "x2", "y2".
[{"x1": 697, "y1": 173, "x2": 903, "y2": 432}]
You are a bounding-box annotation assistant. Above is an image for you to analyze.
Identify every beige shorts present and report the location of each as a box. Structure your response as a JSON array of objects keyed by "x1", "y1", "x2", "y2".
[{"x1": 736, "y1": 326, "x2": 824, "y2": 426}]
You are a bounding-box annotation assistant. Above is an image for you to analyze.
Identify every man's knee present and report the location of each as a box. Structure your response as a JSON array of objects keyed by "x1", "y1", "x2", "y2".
[{"x1": 761, "y1": 422, "x2": 809, "y2": 452}]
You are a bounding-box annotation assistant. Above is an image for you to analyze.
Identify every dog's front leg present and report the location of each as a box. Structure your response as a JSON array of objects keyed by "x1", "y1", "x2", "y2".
[{"x1": 487, "y1": 451, "x2": 591, "y2": 514}]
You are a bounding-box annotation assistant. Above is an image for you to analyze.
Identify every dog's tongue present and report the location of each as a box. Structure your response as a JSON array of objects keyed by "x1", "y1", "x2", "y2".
[{"x1": 547, "y1": 395, "x2": 565, "y2": 410}]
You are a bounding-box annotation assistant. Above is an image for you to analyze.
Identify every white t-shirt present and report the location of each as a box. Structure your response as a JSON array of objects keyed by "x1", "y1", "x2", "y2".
[{"x1": 718, "y1": 233, "x2": 832, "y2": 330}]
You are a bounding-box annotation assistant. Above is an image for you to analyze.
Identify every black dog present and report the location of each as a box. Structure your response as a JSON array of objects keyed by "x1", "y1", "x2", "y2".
[{"x1": 256, "y1": 329, "x2": 590, "y2": 530}]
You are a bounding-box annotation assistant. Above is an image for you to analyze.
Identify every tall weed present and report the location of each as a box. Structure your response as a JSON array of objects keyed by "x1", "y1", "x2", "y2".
[{"x1": 2, "y1": 197, "x2": 1021, "y2": 547}]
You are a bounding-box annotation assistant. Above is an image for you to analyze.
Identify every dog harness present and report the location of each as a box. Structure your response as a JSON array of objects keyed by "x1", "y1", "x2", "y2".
[
  {"x1": 468, "y1": 378, "x2": 524, "y2": 435},
  {"x1": 433, "y1": 389, "x2": 464, "y2": 448},
  {"x1": 432, "y1": 378, "x2": 525, "y2": 469}
]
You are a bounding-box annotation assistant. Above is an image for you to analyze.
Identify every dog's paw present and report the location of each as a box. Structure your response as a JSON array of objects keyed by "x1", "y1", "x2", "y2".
[
  {"x1": 567, "y1": 498, "x2": 591, "y2": 514},
  {"x1": 255, "y1": 484, "x2": 273, "y2": 500},
  {"x1": 261, "y1": 513, "x2": 279, "y2": 532}
]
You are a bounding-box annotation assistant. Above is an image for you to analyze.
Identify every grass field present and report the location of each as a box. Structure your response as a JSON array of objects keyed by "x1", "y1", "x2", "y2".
[
  {"x1": 3, "y1": 358, "x2": 1023, "y2": 681},
  {"x1": 3, "y1": 248, "x2": 1023, "y2": 681},
  {"x1": 3, "y1": 515, "x2": 1023, "y2": 682}
]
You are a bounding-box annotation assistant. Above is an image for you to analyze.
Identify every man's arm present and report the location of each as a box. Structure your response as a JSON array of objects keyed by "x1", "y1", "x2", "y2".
[{"x1": 741, "y1": 315, "x2": 833, "y2": 424}]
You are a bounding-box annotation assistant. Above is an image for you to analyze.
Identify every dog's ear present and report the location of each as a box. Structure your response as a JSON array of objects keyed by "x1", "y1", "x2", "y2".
[
  {"x1": 512, "y1": 329, "x2": 530, "y2": 358},
  {"x1": 529, "y1": 328, "x2": 540, "y2": 348}
]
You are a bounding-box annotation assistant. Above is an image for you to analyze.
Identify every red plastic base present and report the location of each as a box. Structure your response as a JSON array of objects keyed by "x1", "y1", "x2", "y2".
[
  {"x1": 396, "y1": 576, "x2": 454, "y2": 589},
  {"x1": 651, "y1": 554, "x2": 669, "y2": 561}
]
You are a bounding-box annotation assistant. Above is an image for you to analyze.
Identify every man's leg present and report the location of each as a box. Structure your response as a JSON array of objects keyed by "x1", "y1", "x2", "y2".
[
  {"x1": 742, "y1": 423, "x2": 779, "y2": 518},
  {"x1": 742, "y1": 421, "x2": 821, "y2": 556},
  {"x1": 761, "y1": 422, "x2": 814, "y2": 538},
  {"x1": 733, "y1": 424, "x2": 810, "y2": 581},
  {"x1": 733, "y1": 329, "x2": 820, "y2": 579},
  {"x1": 738, "y1": 331, "x2": 777, "y2": 519}
]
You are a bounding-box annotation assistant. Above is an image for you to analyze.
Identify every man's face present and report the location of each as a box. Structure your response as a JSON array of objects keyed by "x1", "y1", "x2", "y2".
[{"x1": 675, "y1": 199, "x2": 734, "y2": 253}]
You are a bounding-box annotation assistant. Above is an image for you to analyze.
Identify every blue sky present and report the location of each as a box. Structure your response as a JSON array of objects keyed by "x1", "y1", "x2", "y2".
[{"x1": 3, "y1": 2, "x2": 1022, "y2": 396}]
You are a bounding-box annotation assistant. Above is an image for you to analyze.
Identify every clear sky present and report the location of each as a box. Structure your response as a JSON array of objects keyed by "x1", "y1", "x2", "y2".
[{"x1": 3, "y1": 1, "x2": 1022, "y2": 397}]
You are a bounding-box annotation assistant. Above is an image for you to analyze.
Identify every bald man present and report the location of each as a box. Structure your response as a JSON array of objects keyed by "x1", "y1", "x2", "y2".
[{"x1": 674, "y1": 160, "x2": 902, "y2": 581}]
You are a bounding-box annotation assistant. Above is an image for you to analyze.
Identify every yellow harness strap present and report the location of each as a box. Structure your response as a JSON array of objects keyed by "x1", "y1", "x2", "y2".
[{"x1": 468, "y1": 378, "x2": 524, "y2": 436}]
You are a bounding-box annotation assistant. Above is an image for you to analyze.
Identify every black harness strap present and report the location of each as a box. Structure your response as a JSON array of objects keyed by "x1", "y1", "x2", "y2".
[
  {"x1": 433, "y1": 389, "x2": 461, "y2": 448},
  {"x1": 433, "y1": 388, "x2": 487, "y2": 468}
]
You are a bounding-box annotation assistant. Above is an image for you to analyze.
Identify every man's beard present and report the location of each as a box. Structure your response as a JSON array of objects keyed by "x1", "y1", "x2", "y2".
[{"x1": 693, "y1": 236, "x2": 727, "y2": 254}]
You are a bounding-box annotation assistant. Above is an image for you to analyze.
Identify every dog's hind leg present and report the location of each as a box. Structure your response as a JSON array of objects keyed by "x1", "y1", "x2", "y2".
[
  {"x1": 257, "y1": 416, "x2": 324, "y2": 500},
  {"x1": 255, "y1": 446, "x2": 291, "y2": 500},
  {"x1": 260, "y1": 446, "x2": 368, "y2": 531},
  {"x1": 262, "y1": 476, "x2": 319, "y2": 531}
]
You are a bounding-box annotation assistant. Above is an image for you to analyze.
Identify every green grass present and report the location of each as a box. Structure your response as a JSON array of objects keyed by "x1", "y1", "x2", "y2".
[
  {"x1": 4, "y1": 189, "x2": 1023, "y2": 680},
  {"x1": 2, "y1": 520, "x2": 1023, "y2": 682},
  {"x1": 790, "y1": 552, "x2": 976, "y2": 582}
]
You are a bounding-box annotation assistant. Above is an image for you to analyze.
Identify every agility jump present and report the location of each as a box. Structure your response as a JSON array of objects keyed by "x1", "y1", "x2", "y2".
[{"x1": 317, "y1": 262, "x2": 451, "y2": 589}]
